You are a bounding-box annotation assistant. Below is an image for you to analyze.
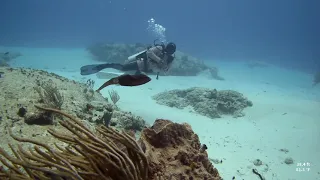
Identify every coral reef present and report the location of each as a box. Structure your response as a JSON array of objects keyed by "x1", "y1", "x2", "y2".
[
  {"x1": 0, "y1": 106, "x2": 148, "y2": 180},
  {"x1": 312, "y1": 71, "x2": 320, "y2": 86},
  {"x1": 0, "y1": 60, "x2": 9, "y2": 67},
  {"x1": 86, "y1": 43, "x2": 224, "y2": 80},
  {"x1": 170, "y1": 52, "x2": 224, "y2": 80},
  {"x1": 34, "y1": 79, "x2": 64, "y2": 109},
  {"x1": 153, "y1": 87, "x2": 253, "y2": 118},
  {"x1": 80, "y1": 101, "x2": 146, "y2": 132},
  {"x1": 108, "y1": 89, "x2": 120, "y2": 105},
  {"x1": 0, "y1": 67, "x2": 147, "y2": 152},
  {"x1": 0, "y1": 67, "x2": 222, "y2": 179},
  {"x1": 0, "y1": 108, "x2": 221, "y2": 180},
  {"x1": 139, "y1": 119, "x2": 221, "y2": 179},
  {"x1": 83, "y1": 79, "x2": 95, "y2": 100},
  {"x1": 112, "y1": 111, "x2": 146, "y2": 131}
]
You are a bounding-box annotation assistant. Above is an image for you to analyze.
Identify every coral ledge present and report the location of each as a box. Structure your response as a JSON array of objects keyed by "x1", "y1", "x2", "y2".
[
  {"x1": 140, "y1": 119, "x2": 221, "y2": 180},
  {"x1": 0, "y1": 107, "x2": 221, "y2": 180}
]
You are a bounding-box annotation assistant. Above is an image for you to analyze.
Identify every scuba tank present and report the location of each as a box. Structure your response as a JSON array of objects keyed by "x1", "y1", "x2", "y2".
[{"x1": 127, "y1": 50, "x2": 147, "y2": 63}]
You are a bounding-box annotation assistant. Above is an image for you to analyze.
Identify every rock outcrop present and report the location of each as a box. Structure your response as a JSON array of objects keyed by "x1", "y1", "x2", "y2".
[
  {"x1": 0, "y1": 67, "x2": 146, "y2": 152},
  {"x1": 139, "y1": 119, "x2": 222, "y2": 180},
  {"x1": 153, "y1": 87, "x2": 253, "y2": 118},
  {"x1": 0, "y1": 112, "x2": 222, "y2": 179}
]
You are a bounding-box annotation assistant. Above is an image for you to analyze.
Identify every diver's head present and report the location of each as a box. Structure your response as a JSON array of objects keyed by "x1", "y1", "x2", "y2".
[{"x1": 164, "y1": 42, "x2": 176, "y2": 55}]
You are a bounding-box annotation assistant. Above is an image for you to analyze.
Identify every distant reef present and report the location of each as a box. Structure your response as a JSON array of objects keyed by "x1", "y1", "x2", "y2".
[
  {"x1": 313, "y1": 71, "x2": 320, "y2": 86},
  {"x1": 153, "y1": 87, "x2": 253, "y2": 119},
  {"x1": 0, "y1": 52, "x2": 22, "y2": 67},
  {"x1": 87, "y1": 42, "x2": 225, "y2": 80},
  {"x1": 0, "y1": 67, "x2": 222, "y2": 179}
]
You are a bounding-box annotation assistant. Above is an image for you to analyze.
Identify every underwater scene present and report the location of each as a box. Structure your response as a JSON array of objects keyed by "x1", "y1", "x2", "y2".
[{"x1": 0, "y1": 1, "x2": 319, "y2": 180}]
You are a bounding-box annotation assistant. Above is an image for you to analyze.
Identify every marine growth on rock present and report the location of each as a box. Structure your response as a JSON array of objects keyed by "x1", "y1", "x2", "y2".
[{"x1": 153, "y1": 87, "x2": 253, "y2": 119}]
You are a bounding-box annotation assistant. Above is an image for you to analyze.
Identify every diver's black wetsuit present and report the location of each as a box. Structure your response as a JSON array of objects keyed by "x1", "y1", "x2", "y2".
[
  {"x1": 101, "y1": 61, "x2": 139, "y2": 72},
  {"x1": 80, "y1": 61, "x2": 142, "y2": 75},
  {"x1": 99, "y1": 59, "x2": 152, "y2": 74},
  {"x1": 80, "y1": 53, "x2": 152, "y2": 76}
]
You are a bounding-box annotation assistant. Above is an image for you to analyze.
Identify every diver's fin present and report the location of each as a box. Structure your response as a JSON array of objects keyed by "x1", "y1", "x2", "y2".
[{"x1": 80, "y1": 64, "x2": 109, "y2": 75}]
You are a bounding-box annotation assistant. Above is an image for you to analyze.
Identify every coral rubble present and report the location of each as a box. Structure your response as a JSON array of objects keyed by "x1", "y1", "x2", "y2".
[
  {"x1": 0, "y1": 108, "x2": 221, "y2": 180},
  {"x1": 87, "y1": 43, "x2": 224, "y2": 80},
  {"x1": 153, "y1": 87, "x2": 253, "y2": 118}
]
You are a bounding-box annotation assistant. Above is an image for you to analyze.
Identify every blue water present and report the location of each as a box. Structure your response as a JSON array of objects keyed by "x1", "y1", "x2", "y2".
[
  {"x1": 1, "y1": 0, "x2": 320, "y2": 179},
  {"x1": 1, "y1": 0, "x2": 319, "y2": 72}
]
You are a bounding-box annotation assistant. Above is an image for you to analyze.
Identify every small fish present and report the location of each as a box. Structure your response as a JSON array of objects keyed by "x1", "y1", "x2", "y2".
[{"x1": 96, "y1": 74, "x2": 151, "y2": 93}]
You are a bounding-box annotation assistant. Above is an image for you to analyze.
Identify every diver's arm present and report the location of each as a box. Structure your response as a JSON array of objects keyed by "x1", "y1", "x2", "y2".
[
  {"x1": 160, "y1": 54, "x2": 173, "y2": 72},
  {"x1": 164, "y1": 61, "x2": 173, "y2": 72},
  {"x1": 146, "y1": 46, "x2": 163, "y2": 63},
  {"x1": 161, "y1": 61, "x2": 172, "y2": 75}
]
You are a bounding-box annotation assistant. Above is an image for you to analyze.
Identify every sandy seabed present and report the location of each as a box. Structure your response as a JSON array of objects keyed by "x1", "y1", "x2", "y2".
[{"x1": 3, "y1": 46, "x2": 320, "y2": 180}]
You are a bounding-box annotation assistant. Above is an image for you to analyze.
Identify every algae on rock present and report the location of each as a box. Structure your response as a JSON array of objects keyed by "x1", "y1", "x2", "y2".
[
  {"x1": 0, "y1": 106, "x2": 149, "y2": 180},
  {"x1": 34, "y1": 79, "x2": 64, "y2": 109}
]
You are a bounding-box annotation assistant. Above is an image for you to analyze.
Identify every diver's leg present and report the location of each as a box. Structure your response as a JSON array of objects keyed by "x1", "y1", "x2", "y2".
[
  {"x1": 100, "y1": 62, "x2": 139, "y2": 72},
  {"x1": 121, "y1": 61, "x2": 143, "y2": 75},
  {"x1": 121, "y1": 61, "x2": 139, "y2": 71},
  {"x1": 98, "y1": 63, "x2": 124, "y2": 71},
  {"x1": 81, "y1": 63, "x2": 128, "y2": 75},
  {"x1": 97, "y1": 62, "x2": 141, "y2": 76}
]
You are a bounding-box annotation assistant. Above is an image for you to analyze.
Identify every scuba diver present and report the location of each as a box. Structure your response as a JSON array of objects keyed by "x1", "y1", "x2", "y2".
[{"x1": 80, "y1": 41, "x2": 176, "y2": 76}]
